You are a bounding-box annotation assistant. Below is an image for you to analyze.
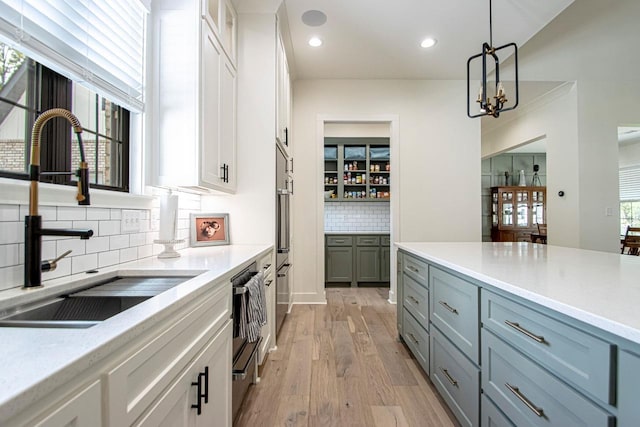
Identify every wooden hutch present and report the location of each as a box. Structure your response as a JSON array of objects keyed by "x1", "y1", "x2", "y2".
[{"x1": 491, "y1": 186, "x2": 546, "y2": 242}]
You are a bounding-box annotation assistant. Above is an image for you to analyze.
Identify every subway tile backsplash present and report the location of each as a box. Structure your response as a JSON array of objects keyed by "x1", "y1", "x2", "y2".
[
  {"x1": 0, "y1": 190, "x2": 199, "y2": 291},
  {"x1": 324, "y1": 202, "x2": 390, "y2": 232}
]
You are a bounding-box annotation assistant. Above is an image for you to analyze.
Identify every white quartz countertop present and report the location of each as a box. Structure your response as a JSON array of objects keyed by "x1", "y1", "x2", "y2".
[
  {"x1": 0, "y1": 244, "x2": 272, "y2": 423},
  {"x1": 396, "y1": 242, "x2": 640, "y2": 346}
]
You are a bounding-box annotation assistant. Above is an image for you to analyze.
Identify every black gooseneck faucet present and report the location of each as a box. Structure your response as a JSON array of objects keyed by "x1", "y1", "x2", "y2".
[{"x1": 24, "y1": 108, "x2": 93, "y2": 288}]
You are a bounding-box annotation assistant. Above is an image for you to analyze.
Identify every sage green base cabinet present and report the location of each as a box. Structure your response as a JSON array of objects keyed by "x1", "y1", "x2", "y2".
[
  {"x1": 325, "y1": 234, "x2": 390, "y2": 286},
  {"x1": 396, "y1": 248, "x2": 630, "y2": 427},
  {"x1": 618, "y1": 350, "x2": 640, "y2": 426}
]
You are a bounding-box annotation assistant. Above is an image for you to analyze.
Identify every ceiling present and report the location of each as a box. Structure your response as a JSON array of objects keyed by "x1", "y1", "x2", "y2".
[{"x1": 282, "y1": 0, "x2": 574, "y2": 80}]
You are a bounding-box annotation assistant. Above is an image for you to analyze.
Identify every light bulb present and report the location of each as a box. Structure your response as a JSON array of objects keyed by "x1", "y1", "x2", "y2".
[{"x1": 308, "y1": 37, "x2": 323, "y2": 47}]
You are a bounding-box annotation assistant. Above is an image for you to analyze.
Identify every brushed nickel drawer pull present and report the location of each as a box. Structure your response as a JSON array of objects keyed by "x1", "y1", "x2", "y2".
[
  {"x1": 505, "y1": 383, "x2": 544, "y2": 417},
  {"x1": 408, "y1": 295, "x2": 420, "y2": 304},
  {"x1": 407, "y1": 332, "x2": 419, "y2": 345},
  {"x1": 407, "y1": 265, "x2": 419, "y2": 273},
  {"x1": 440, "y1": 367, "x2": 459, "y2": 387},
  {"x1": 439, "y1": 301, "x2": 459, "y2": 314},
  {"x1": 504, "y1": 320, "x2": 546, "y2": 344}
]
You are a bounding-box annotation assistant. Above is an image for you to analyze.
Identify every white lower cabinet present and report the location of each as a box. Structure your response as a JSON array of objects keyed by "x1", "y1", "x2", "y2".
[
  {"x1": 135, "y1": 320, "x2": 232, "y2": 427},
  {"x1": 31, "y1": 381, "x2": 102, "y2": 427},
  {"x1": 107, "y1": 283, "x2": 231, "y2": 426}
]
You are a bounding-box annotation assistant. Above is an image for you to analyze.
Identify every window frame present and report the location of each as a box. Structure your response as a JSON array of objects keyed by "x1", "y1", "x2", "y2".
[{"x1": 0, "y1": 60, "x2": 130, "y2": 192}]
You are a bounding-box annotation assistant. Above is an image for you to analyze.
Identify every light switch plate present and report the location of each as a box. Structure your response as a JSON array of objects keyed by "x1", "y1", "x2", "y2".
[{"x1": 121, "y1": 210, "x2": 141, "y2": 233}]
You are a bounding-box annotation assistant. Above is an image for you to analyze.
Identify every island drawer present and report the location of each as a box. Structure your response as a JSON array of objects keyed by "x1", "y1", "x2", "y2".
[
  {"x1": 481, "y1": 395, "x2": 515, "y2": 427},
  {"x1": 403, "y1": 273, "x2": 429, "y2": 327},
  {"x1": 482, "y1": 329, "x2": 613, "y2": 427},
  {"x1": 402, "y1": 308, "x2": 430, "y2": 375},
  {"x1": 107, "y1": 282, "x2": 231, "y2": 426},
  {"x1": 326, "y1": 235, "x2": 353, "y2": 246},
  {"x1": 356, "y1": 235, "x2": 380, "y2": 246},
  {"x1": 430, "y1": 267, "x2": 479, "y2": 363},
  {"x1": 481, "y1": 290, "x2": 613, "y2": 404},
  {"x1": 430, "y1": 327, "x2": 479, "y2": 427},
  {"x1": 402, "y1": 252, "x2": 429, "y2": 284}
]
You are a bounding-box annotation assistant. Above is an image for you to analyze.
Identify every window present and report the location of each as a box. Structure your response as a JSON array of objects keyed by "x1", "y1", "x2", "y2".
[
  {"x1": 0, "y1": 43, "x2": 129, "y2": 191},
  {"x1": 620, "y1": 166, "x2": 640, "y2": 234}
]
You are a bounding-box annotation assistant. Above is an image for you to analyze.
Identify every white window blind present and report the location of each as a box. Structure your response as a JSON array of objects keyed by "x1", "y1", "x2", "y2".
[
  {"x1": 620, "y1": 166, "x2": 640, "y2": 201},
  {"x1": 0, "y1": 0, "x2": 147, "y2": 112}
]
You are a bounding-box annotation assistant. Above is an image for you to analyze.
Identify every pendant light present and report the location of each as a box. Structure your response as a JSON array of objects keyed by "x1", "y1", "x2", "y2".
[{"x1": 467, "y1": 0, "x2": 519, "y2": 118}]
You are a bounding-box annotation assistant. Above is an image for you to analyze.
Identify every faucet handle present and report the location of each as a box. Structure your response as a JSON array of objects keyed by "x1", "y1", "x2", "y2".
[
  {"x1": 76, "y1": 162, "x2": 91, "y2": 205},
  {"x1": 41, "y1": 250, "x2": 72, "y2": 273}
]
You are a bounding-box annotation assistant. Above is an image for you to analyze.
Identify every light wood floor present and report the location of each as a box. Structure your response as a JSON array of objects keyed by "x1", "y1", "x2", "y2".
[{"x1": 234, "y1": 287, "x2": 457, "y2": 427}]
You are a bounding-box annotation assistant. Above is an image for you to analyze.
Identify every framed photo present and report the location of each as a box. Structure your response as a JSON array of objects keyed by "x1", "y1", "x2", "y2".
[{"x1": 190, "y1": 213, "x2": 230, "y2": 246}]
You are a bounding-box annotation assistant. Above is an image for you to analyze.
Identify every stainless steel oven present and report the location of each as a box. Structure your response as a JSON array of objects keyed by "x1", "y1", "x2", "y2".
[{"x1": 276, "y1": 144, "x2": 291, "y2": 337}]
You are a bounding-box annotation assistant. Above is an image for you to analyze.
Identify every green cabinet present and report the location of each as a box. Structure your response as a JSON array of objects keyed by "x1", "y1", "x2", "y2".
[{"x1": 325, "y1": 234, "x2": 390, "y2": 286}]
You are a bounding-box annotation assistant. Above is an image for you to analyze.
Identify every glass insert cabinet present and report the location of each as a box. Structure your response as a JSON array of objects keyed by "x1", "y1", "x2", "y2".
[{"x1": 491, "y1": 186, "x2": 546, "y2": 242}]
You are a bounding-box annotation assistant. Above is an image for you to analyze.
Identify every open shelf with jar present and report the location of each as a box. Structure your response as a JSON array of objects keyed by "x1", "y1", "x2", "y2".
[{"x1": 324, "y1": 138, "x2": 390, "y2": 202}]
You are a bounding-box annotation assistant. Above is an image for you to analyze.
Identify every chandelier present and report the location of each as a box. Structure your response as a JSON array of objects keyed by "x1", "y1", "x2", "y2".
[{"x1": 467, "y1": 0, "x2": 519, "y2": 118}]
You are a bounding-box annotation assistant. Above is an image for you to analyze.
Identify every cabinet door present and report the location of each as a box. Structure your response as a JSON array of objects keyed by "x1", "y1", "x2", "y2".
[
  {"x1": 380, "y1": 245, "x2": 390, "y2": 282},
  {"x1": 218, "y1": 54, "x2": 237, "y2": 191},
  {"x1": 32, "y1": 381, "x2": 102, "y2": 427},
  {"x1": 326, "y1": 246, "x2": 353, "y2": 282},
  {"x1": 618, "y1": 350, "x2": 640, "y2": 426},
  {"x1": 136, "y1": 321, "x2": 232, "y2": 427},
  {"x1": 356, "y1": 246, "x2": 380, "y2": 282},
  {"x1": 200, "y1": 23, "x2": 222, "y2": 188}
]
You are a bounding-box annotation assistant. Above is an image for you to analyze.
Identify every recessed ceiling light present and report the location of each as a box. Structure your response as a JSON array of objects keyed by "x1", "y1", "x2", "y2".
[
  {"x1": 309, "y1": 37, "x2": 323, "y2": 47},
  {"x1": 302, "y1": 10, "x2": 327, "y2": 27},
  {"x1": 420, "y1": 38, "x2": 437, "y2": 49}
]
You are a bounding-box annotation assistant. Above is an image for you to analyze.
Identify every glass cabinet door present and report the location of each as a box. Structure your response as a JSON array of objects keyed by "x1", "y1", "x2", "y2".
[
  {"x1": 501, "y1": 191, "x2": 513, "y2": 226},
  {"x1": 492, "y1": 192, "x2": 498, "y2": 226},
  {"x1": 532, "y1": 190, "x2": 545, "y2": 224},
  {"x1": 516, "y1": 191, "x2": 529, "y2": 227}
]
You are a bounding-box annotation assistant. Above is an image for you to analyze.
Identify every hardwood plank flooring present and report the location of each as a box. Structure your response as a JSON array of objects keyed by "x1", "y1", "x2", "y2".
[{"x1": 234, "y1": 288, "x2": 457, "y2": 427}]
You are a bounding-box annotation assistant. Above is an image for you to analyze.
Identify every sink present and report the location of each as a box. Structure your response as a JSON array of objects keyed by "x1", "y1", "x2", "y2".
[{"x1": 0, "y1": 275, "x2": 195, "y2": 328}]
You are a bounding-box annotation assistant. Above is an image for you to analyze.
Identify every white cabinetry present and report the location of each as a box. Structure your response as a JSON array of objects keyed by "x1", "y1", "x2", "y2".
[
  {"x1": 30, "y1": 381, "x2": 102, "y2": 427},
  {"x1": 275, "y1": 27, "x2": 291, "y2": 152},
  {"x1": 151, "y1": 0, "x2": 237, "y2": 193}
]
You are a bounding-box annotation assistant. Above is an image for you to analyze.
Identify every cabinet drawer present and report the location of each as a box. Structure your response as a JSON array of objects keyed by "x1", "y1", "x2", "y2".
[
  {"x1": 403, "y1": 273, "x2": 429, "y2": 326},
  {"x1": 618, "y1": 350, "x2": 640, "y2": 426},
  {"x1": 107, "y1": 283, "x2": 231, "y2": 426},
  {"x1": 402, "y1": 308, "x2": 430, "y2": 375},
  {"x1": 356, "y1": 235, "x2": 380, "y2": 246},
  {"x1": 402, "y1": 252, "x2": 429, "y2": 284},
  {"x1": 482, "y1": 395, "x2": 515, "y2": 427},
  {"x1": 430, "y1": 328, "x2": 479, "y2": 427},
  {"x1": 430, "y1": 267, "x2": 479, "y2": 363},
  {"x1": 326, "y1": 235, "x2": 353, "y2": 246},
  {"x1": 381, "y1": 235, "x2": 391, "y2": 246},
  {"x1": 481, "y1": 290, "x2": 613, "y2": 404},
  {"x1": 31, "y1": 380, "x2": 102, "y2": 427},
  {"x1": 482, "y1": 330, "x2": 613, "y2": 427}
]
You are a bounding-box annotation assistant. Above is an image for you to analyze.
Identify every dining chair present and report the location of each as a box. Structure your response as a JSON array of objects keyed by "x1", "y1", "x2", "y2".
[{"x1": 621, "y1": 226, "x2": 640, "y2": 256}]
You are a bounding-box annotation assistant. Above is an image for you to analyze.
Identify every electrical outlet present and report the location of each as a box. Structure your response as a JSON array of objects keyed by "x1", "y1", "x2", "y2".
[{"x1": 121, "y1": 210, "x2": 141, "y2": 233}]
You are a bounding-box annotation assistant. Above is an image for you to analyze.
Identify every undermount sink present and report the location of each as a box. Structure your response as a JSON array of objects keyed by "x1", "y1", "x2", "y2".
[{"x1": 0, "y1": 275, "x2": 195, "y2": 329}]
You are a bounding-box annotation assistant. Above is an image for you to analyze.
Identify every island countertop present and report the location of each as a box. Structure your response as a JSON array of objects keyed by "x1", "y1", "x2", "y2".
[
  {"x1": 395, "y1": 242, "x2": 640, "y2": 346},
  {"x1": 0, "y1": 244, "x2": 272, "y2": 424}
]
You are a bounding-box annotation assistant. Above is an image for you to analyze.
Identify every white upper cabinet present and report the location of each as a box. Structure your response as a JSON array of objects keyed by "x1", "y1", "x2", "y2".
[
  {"x1": 150, "y1": 0, "x2": 237, "y2": 193},
  {"x1": 275, "y1": 25, "x2": 291, "y2": 155}
]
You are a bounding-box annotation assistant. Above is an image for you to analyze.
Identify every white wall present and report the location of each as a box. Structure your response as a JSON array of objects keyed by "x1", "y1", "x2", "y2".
[
  {"x1": 482, "y1": 0, "x2": 640, "y2": 253},
  {"x1": 292, "y1": 79, "x2": 480, "y2": 304}
]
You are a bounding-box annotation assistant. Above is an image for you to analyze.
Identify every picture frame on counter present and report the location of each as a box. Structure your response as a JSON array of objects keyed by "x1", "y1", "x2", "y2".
[{"x1": 190, "y1": 213, "x2": 230, "y2": 246}]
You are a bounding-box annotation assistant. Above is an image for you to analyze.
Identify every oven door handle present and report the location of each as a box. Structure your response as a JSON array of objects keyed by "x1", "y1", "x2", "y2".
[
  {"x1": 232, "y1": 338, "x2": 262, "y2": 381},
  {"x1": 277, "y1": 263, "x2": 292, "y2": 277}
]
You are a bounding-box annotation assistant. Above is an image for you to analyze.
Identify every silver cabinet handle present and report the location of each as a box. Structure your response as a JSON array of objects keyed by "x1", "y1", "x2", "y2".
[
  {"x1": 408, "y1": 295, "x2": 419, "y2": 305},
  {"x1": 439, "y1": 301, "x2": 459, "y2": 315},
  {"x1": 407, "y1": 265, "x2": 419, "y2": 273},
  {"x1": 505, "y1": 383, "x2": 544, "y2": 417},
  {"x1": 440, "y1": 367, "x2": 458, "y2": 387},
  {"x1": 335, "y1": 240, "x2": 344, "y2": 243},
  {"x1": 504, "y1": 320, "x2": 546, "y2": 344},
  {"x1": 407, "y1": 332, "x2": 419, "y2": 345}
]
